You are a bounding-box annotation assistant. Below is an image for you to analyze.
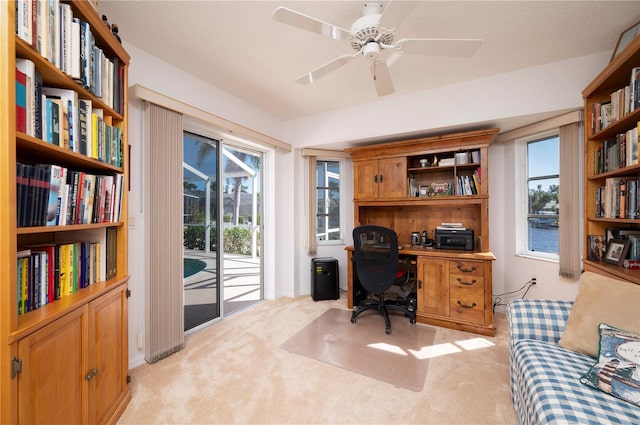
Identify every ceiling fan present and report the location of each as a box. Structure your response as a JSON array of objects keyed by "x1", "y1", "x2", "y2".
[{"x1": 272, "y1": 1, "x2": 482, "y2": 96}]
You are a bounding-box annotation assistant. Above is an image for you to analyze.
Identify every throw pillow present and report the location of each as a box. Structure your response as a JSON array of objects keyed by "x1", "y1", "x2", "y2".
[
  {"x1": 558, "y1": 271, "x2": 640, "y2": 358},
  {"x1": 580, "y1": 323, "x2": 640, "y2": 407}
]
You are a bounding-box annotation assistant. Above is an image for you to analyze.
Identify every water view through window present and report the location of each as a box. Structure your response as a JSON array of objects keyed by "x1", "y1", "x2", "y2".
[{"x1": 527, "y1": 136, "x2": 559, "y2": 255}]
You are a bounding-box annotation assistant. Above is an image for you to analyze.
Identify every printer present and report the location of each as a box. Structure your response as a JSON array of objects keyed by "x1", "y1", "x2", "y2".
[{"x1": 435, "y1": 228, "x2": 474, "y2": 251}]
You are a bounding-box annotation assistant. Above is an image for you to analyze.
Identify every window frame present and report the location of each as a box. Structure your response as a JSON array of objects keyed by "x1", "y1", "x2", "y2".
[
  {"x1": 515, "y1": 129, "x2": 560, "y2": 261},
  {"x1": 315, "y1": 157, "x2": 345, "y2": 245}
]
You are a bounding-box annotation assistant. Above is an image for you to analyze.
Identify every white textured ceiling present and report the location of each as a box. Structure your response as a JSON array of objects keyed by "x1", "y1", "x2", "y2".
[{"x1": 98, "y1": 1, "x2": 640, "y2": 121}]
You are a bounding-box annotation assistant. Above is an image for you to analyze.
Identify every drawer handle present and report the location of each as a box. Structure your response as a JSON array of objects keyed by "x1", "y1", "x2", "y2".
[
  {"x1": 456, "y1": 264, "x2": 477, "y2": 273},
  {"x1": 456, "y1": 277, "x2": 476, "y2": 286},
  {"x1": 457, "y1": 300, "x2": 477, "y2": 309}
]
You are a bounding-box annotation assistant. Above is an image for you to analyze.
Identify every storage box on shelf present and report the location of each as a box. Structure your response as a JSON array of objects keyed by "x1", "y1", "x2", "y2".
[
  {"x1": 583, "y1": 31, "x2": 640, "y2": 285},
  {"x1": 1, "y1": 1, "x2": 131, "y2": 423}
]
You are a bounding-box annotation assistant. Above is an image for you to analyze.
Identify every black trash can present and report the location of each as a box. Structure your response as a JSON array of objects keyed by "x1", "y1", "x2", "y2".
[{"x1": 311, "y1": 257, "x2": 339, "y2": 301}]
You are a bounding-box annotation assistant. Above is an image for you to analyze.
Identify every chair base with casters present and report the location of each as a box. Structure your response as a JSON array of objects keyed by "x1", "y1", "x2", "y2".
[{"x1": 350, "y1": 292, "x2": 417, "y2": 335}]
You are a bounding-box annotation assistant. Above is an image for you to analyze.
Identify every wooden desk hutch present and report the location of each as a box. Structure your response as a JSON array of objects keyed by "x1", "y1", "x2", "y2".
[{"x1": 345, "y1": 128, "x2": 499, "y2": 336}]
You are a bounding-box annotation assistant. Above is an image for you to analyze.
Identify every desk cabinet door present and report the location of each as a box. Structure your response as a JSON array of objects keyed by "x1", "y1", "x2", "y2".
[
  {"x1": 353, "y1": 160, "x2": 379, "y2": 200},
  {"x1": 417, "y1": 257, "x2": 449, "y2": 316},
  {"x1": 378, "y1": 157, "x2": 407, "y2": 198}
]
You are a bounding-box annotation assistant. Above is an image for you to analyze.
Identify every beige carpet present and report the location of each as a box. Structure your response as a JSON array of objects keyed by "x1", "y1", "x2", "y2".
[
  {"x1": 281, "y1": 308, "x2": 435, "y2": 391},
  {"x1": 118, "y1": 294, "x2": 517, "y2": 424}
]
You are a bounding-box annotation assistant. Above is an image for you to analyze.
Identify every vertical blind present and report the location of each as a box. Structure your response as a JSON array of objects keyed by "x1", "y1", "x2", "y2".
[
  {"x1": 558, "y1": 121, "x2": 583, "y2": 278},
  {"x1": 144, "y1": 102, "x2": 185, "y2": 362}
]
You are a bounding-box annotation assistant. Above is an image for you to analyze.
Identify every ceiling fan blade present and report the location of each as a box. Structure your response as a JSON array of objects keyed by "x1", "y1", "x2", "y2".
[
  {"x1": 296, "y1": 52, "x2": 360, "y2": 85},
  {"x1": 378, "y1": 1, "x2": 419, "y2": 30},
  {"x1": 272, "y1": 7, "x2": 351, "y2": 41},
  {"x1": 396, "y1": 38, "x2": 483, "y2": 57},
  {"x1": 370, "y1": 60, "x2": 394, "y2": 96}
]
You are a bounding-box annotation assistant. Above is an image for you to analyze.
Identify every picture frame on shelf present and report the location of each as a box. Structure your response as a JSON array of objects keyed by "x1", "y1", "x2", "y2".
[
  {"x1": 610, "y1": 21, "x2": 640, "y2": 62},
  {"x1": 603, "y1": 239, "x2": 630, "y2": 265},
  {"x1": 587, "y1": 235, "x2": 606, "y2": 261}
]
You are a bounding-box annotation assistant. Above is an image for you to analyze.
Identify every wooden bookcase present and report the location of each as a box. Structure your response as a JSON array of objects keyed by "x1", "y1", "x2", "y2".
[
  {"x1": 345, "y1": 128, "x2": 498, "y2": 336},
  {"x1": 1, "y1": 1, "x2": 131, "y2": 423},
  {"x1": 582, "y1": 32, "x2": 640, "y2": 285}
]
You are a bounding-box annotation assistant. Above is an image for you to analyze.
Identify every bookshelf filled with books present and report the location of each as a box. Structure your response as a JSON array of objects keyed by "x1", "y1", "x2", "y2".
[
  {"x1": 1, "y1": 1, "x2": 130, "y2": 423},
  {"x1": 583, "y1": 29, "x2": 640, "y2": 285}
]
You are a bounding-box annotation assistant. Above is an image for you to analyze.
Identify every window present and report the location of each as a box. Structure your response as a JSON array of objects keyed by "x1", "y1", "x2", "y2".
[
  {"x1": 316, "y1": 159, "x2": 343, "y2": 242},
  {"x1": 525, "y1": 133, "x2": 559, "y2": 257}
]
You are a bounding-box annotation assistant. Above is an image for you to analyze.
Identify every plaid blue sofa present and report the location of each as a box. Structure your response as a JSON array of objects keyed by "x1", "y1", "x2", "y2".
[{"x1": 508, "y1": 299, "x2": 640, "y2": 425}]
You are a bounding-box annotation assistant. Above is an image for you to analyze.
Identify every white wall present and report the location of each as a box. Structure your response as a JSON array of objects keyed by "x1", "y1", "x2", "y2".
[{"x1": 123, "y1": 38, "x2": 610, "y2": 367}]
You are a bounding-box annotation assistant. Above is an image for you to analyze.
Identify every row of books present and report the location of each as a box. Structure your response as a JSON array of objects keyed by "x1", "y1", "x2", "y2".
[
  {"x1": 593, "y1": 123, "x2": 640, "y2": 174},
  {"x1": 16, "y1": 229, "x2": 117, "y2": 315},
  {"x1": 15, "y1": 58, "x2": 123, "y2": 166},
  {"x1": 15, "y1": 0, "x2": 124, "y2": 113},
  {"x1": 590, "y1": 67, "x2": 640, "y2": 134},
  {"x1": 595, "y1": 177, "x2": 640, "y2": 219},
  {"x1": 16, "y1": 162, "x2": 124, "y2": 228},
  {"x1": 456, "y1": 170, "x2": 481, "y2": 196}
]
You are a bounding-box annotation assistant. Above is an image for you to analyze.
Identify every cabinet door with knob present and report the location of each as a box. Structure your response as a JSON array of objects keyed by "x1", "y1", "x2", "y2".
[
  {"x1": 16, "y1": 285, "x2": 128, "y2": 425},
  {"x1": 416, "y1": 257, "x2": 449, "y2": 317},
  {"x1": 353, "y1": 157, "x2": 407, "y2": 200},
  {"x1": 17, "y1": 306, "x2": 89, "y2": 424},
  {"x1": 89, "y1": 284, "x2": 128, "y2": 425}
]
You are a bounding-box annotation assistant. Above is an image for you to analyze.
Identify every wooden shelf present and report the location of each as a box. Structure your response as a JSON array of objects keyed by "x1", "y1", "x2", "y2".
[
  {"x1": 582, "y1": 25, "x2": 640, "y2": 285},
  {"x1": 1, "y1": 1, "x2": 131, "y2": 423}
]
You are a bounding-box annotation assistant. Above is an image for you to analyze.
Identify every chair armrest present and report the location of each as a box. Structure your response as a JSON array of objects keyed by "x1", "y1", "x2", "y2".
[{"x1": 507, "y1": 299, "x2": 573, "y2": 345}]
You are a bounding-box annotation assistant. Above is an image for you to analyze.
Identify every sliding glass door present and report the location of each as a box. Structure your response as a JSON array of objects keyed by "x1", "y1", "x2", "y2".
[
  {"x1": 221, "y1": 145, "x2": 263, "y2": 316},
  {"x1": 182, "y1": 133, "x2": 264, "y2": 331},
  {"x1": 183, "y1": 132, "x2": 220, "y2": 331}
]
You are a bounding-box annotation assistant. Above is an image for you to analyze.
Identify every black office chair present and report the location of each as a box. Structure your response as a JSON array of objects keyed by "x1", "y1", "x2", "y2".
[{"x1": 351, "y1": 225, "x2": 417, "y2": 334}]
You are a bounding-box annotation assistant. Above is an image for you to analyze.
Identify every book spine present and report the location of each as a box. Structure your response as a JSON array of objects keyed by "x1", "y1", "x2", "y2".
[{"x1": 15, "y1": 68, "x2": 27, "y2": 133}]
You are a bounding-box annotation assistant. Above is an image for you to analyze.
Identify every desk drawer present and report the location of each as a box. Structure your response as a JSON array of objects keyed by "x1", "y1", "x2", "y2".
[
  {"x1": 449, "y1": 284, "x2": 485, "y2": 323},
  {"x1": 449, "y1": 260, "x2": 484, "y2": 277}
]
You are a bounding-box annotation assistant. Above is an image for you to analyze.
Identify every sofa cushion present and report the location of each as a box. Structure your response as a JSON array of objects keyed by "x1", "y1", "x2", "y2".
[
  {"x1": 580, "y1": 323, "x2": 640, "y2": 407},
  {"x1": 512, "y1": 339, "x2": 640, "y2": 424},
  {"x1": 558, "y1": 271, "x2": 640, "y2": 358}
]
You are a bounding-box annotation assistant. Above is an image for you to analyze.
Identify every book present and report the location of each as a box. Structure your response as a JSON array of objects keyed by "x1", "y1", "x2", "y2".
[
  {"x1": 29, "y1": 245, "x2": 55, "y2": 305},
  {"x1": 42, "y1": 87, "x2": 78, "y2": 151},
  {"x1": 57, "y1": 167, "x2": 69, "y2": 226},
  {"x1": 15, "y1": 68, "x2": 27, "y2": 133},
  {"x1": 16, "y1": 0, "x2": 32, "y2": 44},
  {"x1": 45, "y1": 164, "x2": 64, "y2": 226},
  {"x1": 106, "y1": 227, "x2": 117, "y2": 280},
  {"x1": 15, "y1": 58, "x2": 35, "y2": 136},
  {"x1": 33, "y1": 68, "x2": 43, "y2": 139},
  {"x1": 70, "y1": 17, "x2": 81, "y2": 81},
  {"x1": 78, "y1": 99, "x2": 91, "y2": 156}
]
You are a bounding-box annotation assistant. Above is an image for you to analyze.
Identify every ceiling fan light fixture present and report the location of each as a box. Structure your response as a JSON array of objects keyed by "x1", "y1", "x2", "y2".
[{"x1": 363, "y1": 42, "x2": 381, "y2": 60}]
